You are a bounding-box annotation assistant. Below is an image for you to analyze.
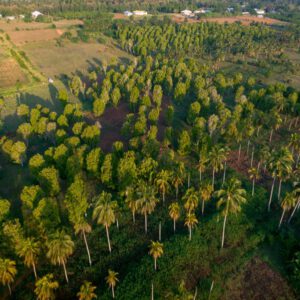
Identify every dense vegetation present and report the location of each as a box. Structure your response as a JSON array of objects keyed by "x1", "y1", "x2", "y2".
[{"x1": 1, "y1": 3, "x2": 300, "y2": 300}]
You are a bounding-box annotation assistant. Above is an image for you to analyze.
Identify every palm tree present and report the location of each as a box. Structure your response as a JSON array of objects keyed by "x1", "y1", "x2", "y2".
[
  {"x1": 0, "y1": 258, "x2": 17, "y2": 295},
  {"x1": 35, "y1": 274, "x2": 59, "y2": 300},
  {"x1": 136, "y1": 183, "x2": 158, "y2": 234},
  {"x1": 214, "y1": 178, "x2": 247, "y2": 248},
  {"x1": 149, "y1": 241, "x2": 164, "y2": 270},
  {"x1": 278, "y1": 192, "x2": 297, "y2": 229},
  {"x1": 155, "y1": 170, "x2": 172, "y2": 204},
  {"x1": 209, "y1": 145, "x2": 226, "y2": 188},
  {"x1": 77, "y1": 281, "x2": 97, "y2": 300},
  {"x1": 248, "y1": 167, "x2": 260, "y2": 196},
  {"x1": 268, "y1": 147, "x2": 293, "y2": 210},
  {"x1": 288, "y1": 181, "x2": 300, "y2": 224},
  {"x1": 74, "y1": 221, "x2": 92, "y2": 266},
  {"x1": 196, "y1": 152, "x2": 209, "y2": 183},
  {"x1": 106, "y1": 269, "x2": 119, "y2": 299},
  {"x1": 168, "y1": 202, "x2": 180, "y2": 233},
  {"x1": 183, "y1": 188, "x2": 199, "y2": 214},
  {"x1": 46, "y1": 230, "x2": 74, "y2": 283},
  {"x1": 172, "y1": 173, "x2": 183, "y2": 200},
  {"x1": 125, "y1": 186, "x2": 138, "y2": 223},
  {"x1": 199, "y1": 182, "x2": 213, "y2": 215},
  {"x1": 16, "y1": 237, "x2": 40, "y2": 279},
  {"x1": 184, "y1": 213, "x2": 198, "y2": 241},
  {"x1": 93, "y1": 191, "x2": 117, "y2": 253},
  {"x1": 288, "y1": 133, "x2": 300, "y2": 159}
]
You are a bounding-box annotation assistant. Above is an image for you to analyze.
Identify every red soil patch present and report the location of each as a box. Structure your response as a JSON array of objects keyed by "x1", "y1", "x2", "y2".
[{"x1": 225, "y1": 257, "x2": 296, "y2": 300}]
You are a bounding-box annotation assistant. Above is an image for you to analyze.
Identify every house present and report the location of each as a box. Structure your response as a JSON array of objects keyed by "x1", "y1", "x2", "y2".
[
  {"x1": 194, "y1": 9, "x2": 206, "y2": 14},
  {"x1": 181, "y1": 9, "x2": 193, "y2": 16},
  {"x1": 124, "y1": 11, "x2": 133, "y2": 17},
  {"x1": 31, "y1": 10, "x2": 43, "y2": 19},
  {"x1": 132, "y1": 10, "x2": 147, "y2": 16},
  {"x1": 227, "y1": 7, "x2": 234, "y2": 13},
  {"x1": 254, "y1": 8, "x2": 265, "y2": 15},
  {"x1": 6, "y1": 16, "x2": 15, "y2": 21},
  {"x1": 242, "y1": 11, "x2": 250, "y2": 15}
]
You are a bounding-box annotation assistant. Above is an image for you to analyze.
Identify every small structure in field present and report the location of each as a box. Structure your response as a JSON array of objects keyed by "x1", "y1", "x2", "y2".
[
  {"x1": 19, "y1": 14, "x2": 25, "y2": 19},
  {"x1": 124, "y1": 11, "x2": 133, "y2": 17},
  {"x1": 227, "y1": 7, "x2": 234, "y2": 13},
  {"x1": 6, "y1": 16, "x2": 15, "y2": 21},
  {"x1": 181, "y1": 9, "x2": 193, "y2": 16},
  {"x1": 133, "y1": 10, "x2": 147, "y2": 16},
  {"x1": 31, "y1": 10, "x2": 43, "y2": 19},
  {"x1": 254, "y1": 8, "x2": 265, "y2": 15},
  {"x1": 194, "y1": 9, "x2": 206, "y2": 14},
  {"x1": 242, "y1": 11, "x2": 250, "y2": 15}
]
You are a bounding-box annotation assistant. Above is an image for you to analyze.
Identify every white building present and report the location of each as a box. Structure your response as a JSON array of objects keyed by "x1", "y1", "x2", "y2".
[
  {"x1": 194, "y1": 9, "x2": 206, "y2": 14},
  {"x1": 31, "y1": 11, "x2": 43, "y2": 19},
  {"x1": 254, "y1": 8, "x2": 265, "y2": 15},
  {"x1": 227, "y1": 7, "x2": 234, "y2": 12},
  {"x1": 6, "y1": 16, "x2": 15, "y2": 21},
  {"x1": 181, "y1": 9, "x2": 193, "y2": 16},
  {"x1": 19, "y1": 14, "x2": 25, "y2": 19},
  {"x1": 124, "y1": 11, "x2": 133, "y2": 17},
  {"x1": 242, "y1": 11, "x2": 250, "y2": 15},
  {"x1": 133, "y1": 10, "x2": 147, "y2": 16}
]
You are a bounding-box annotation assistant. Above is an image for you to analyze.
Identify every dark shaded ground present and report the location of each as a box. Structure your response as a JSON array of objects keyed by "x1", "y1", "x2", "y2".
[{"x1": 224, "y1": 257, "x2": 296, "y2": 300}]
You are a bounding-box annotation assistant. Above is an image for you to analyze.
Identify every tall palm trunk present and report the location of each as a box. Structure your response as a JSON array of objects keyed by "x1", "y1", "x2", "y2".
[
  {"x1": 288, "y1": 199, "x2": 300, "y2": 223},
  {"x1": 151, "y1": 283, "x2": 154, "y2": 300},
  {"x1": 269, "y1": 128, "x2": 273, "y2": 143},
  {"x1": 278, "y1": 209, "x2": 285, "y2": 229},
  {"x1": 132, "y1": 211, "x2": 136, "y2": 224},
  {"x1": 8, "y1": 283, "x2": 11, "y2": 295},
  {"x1": 82, "y1": 231, "x2": 92, "y2": 266},
  {"x1": 202, "y1": 199, "x2": 205, "y2": 215},
  {"x1": 112, "y1": 286, "x2": 115, "y2": 298},
  {"x1": 144, "y1": 213, "x2": 148, "y2": 234},
  {"x1": 154, "y1": 257, "x2": 157, "y2": 270},
  {"x1": 221, "y1": 213, "x2": 227, "y2": 248},
  {"x1": 162, "y1": 191, "x2": 165, "y2": 204},
  {"x1": 222, "y1": 162, "x2": 227, "y2": 185},
  {"x1": 277, "y1": 179, "x2": 282, "y2": 201},
  {"x1": 105, "y1": 224, "x2": 112, "y2": 253},
  {"x1": 32, "y1": 261, "x2": 37, "y2": 279},
  {"x1": 62, "y1": 260, "x2": 69, "y2": 283},
  {"x1": 268, "y1": 177, "x2": 276, "y2": 212},
  {"x1": 188, "y1": 225, "x2": 192, "y2": 241},
  {"x1": 199, "y1": 170, "x2": 202, "y2": 183},
  {"x1": 173, "y1": 218, "x2": 176, "y2": 233},
  {"x1": 252, "y1": 179, "x2": 255, "y2": 196},
  {"x1": 246, "y1": 140, "x2": 250, "y2": 156},
  {"x1": 250, "y1": 147, "x2": 254, "y2": 167}
]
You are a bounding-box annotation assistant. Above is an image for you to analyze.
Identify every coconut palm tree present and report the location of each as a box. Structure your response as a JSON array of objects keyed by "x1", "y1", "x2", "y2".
[
  {"x1": 149, "y1": 241, "x2": 164, "y2": 270},
  {"x1": 209, "y1": 145, "x2": 226, "y2": 188},
  {"x1": 278, "y1": 192, "x2": 297, "y2": 229},
  {"x1": 288, "y1": 133, "x2": 300, "y2": 159},
  {"x1": 288, "y1": 181, "x2": 300, "y2": 224},
  {"x1": 0, "y1": 258, "x2": 17, "y2": 295},
  {"x1": 184, "y1": 213, "x2": 198, "y2": 241},
  {"x1": 172, "y1": 173, "x2": 183, "y2": 200},
  {"x1": 16, "y1": 237, "x2": 40, "y2": 279},
  {"x1": 136, "y1": 183, "x2": 158, "y2": 234},
  {"x1": 93, "y1": 191, "x2": 117, "y2": 253},
  {"x1": 248, "y1": 167, "x2": 260, "y2": 196},
  {"x1": 155, "y1": 170, "x2": 172, "y2": 204},
  {"x1": 199, "y1": 182, "x2": 213, "y2": 215},
  {"x1": 77, "y1": 281, "x2": 97, "y2": 300},
  {"x1": 35, "y1": 274, "x2": 59, "y2": 300},
  {"x1": 168, "y1": 202, "x2": 180, "y2": 233},
  {"x1": 106, "y1": 269, "x2": 119, "y2": 299},
  {"x1": 125, "y1": 186, "x2": 138, "y2": 224},
  {"x1": 196, "y1": 152, "x2": 209, "y2": 183},
  {"x1": 74, "y1": 220, "x2": 92, "y2": 266},
  {"x1": 214, "y1": 178, "x2": 247, "y2": 248},
  {"x1": 46, "y1": 230, "x2": 74, "y2": 283},
  {"x1": 268, "y1": 147, "x2": 293, "y2": 210},
  {"x1": 183, "y1": 188, "x2": 199, "y2": 214}
]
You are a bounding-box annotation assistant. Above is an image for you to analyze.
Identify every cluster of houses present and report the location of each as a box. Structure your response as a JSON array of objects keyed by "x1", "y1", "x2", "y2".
[
  {"x1": 124, "y1": 10, "x2": 148, "y2": 17},
  {"x1": 0, "y1": 10, "x2": 43, "y2": 21},
  {"x1": 181, "y1": 7, "x2": 266, "y2": 19}
]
